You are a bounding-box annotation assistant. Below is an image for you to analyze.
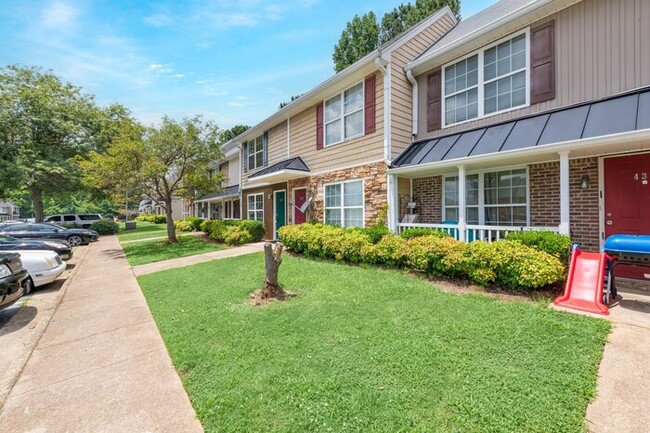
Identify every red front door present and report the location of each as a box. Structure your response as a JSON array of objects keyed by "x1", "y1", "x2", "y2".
[
  {"x1": 294, "y1": 188, "x2": 307, "y2": 225},
  {"x1": 604, "y1": 153, "x2": 650, "y2": 280}
]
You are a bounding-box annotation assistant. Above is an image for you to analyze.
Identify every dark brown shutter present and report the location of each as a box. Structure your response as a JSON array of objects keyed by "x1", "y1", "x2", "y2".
[
  {"x1": 316, "y1": 102, "x2": 324, "y2": 150},
  {"x1": 530, "y1": 20, "x2": 556, "y2": 104},
  {"x1": 364, "y1": 74, "x2": 376, "y2": 135},
  {"x1": 426, "y1": 70, "x2": 442, "y2": 132}
]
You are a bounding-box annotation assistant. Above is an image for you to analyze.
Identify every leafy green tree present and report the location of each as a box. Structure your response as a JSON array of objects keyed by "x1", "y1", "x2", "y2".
[
  {"x1": 82, "y1": 116, "x2": 224, "y2": 243},
  {"x1": 0, "y1": 65, "x2": 127, "y2": 221},
  {"x1": 333, "y1": 12, "x2": 380, "y2": 73},
  {"x1": 219, "y1": 124, "x2": 250, "y2": 145},
  {"x1": 278, "y1": 94, "x2": 304, "y2": 110},
  {"x1": 332, "y1": 1, "x2": 461, "y2": 72}
]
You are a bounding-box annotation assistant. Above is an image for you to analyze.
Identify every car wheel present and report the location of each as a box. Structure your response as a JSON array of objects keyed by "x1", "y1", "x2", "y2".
[
  {"x1": 22, "y1": 277, "x2": 34, "y2": 296},
  {"x1": 66, "y1": 235, "x2": 84, "y2": 247}
]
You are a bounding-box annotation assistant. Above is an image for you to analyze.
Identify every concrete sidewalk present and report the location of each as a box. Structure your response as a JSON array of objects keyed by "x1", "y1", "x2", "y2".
[
  {"x1": 0, "y1": 236, "x2": 203, "y2": 432},
  {"x1": 133, "y1": 241, "x2": 265, "y2": 276},
  {"x1": 584, "y1": 287, "x2": 650, "y2": 433}
]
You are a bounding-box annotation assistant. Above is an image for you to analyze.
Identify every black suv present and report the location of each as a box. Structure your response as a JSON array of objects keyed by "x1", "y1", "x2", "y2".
[{"x1": 0, "y1": 252, "x2": 28, "y2": 310}]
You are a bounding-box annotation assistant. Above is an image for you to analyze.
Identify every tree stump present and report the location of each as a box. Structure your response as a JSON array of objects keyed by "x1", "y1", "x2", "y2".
[{"x1": 260, "y1": 242, "x2": 287, "y2": 299}]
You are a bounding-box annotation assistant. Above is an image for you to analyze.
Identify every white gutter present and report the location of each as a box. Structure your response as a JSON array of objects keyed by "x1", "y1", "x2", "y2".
[
  {"x1": 375, "y1": 56, "x2": 391, "y2": 165},
  {"x1": 388, "y1": 129, "x2": 650, "y2": 175},
  {"x1": 405, "y1": 69, "x2": 418, "y2": 137}
]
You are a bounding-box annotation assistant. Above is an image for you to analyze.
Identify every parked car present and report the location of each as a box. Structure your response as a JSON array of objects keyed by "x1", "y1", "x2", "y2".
[
  {"x1": 0, "y1": 252, "x2": 27, "y2": 310},
  {"x1": 0, "y1": 223, "x2": 99, "y2": 247},
  {"x1": 44, "y1": 214, "x2": 104, "y2": 229},
  {"x1": 15, "y1": 250, "x2": 66, "y2": 295},
  {"x1": 0, "y1": 234, "x2": 73, "y2": 260}
]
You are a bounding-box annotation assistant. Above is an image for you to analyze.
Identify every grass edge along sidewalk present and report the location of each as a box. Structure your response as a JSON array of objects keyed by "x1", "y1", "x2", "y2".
[
  {"x1": 138, "y1": 253, "x2": 610, "y2": 433},
  {"x1": 122, "y1": 235, "x2": 225, "y2": 266}
]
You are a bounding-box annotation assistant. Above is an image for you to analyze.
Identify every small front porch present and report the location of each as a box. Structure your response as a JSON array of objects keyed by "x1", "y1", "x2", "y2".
[{"x1": 194, "y1": 185, "x2": 241, "y2": 221}]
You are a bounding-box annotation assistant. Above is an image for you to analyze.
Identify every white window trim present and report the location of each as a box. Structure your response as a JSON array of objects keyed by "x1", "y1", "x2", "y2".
[
  {"x1": 441, "y1": 28, "x2": 531, "y2": 129},
  {"x1": 323, "y1": 80, "x2": 365, "y2": 148},
  {"x1": 246, "y1": 136, "x2": 265, "y2": 171},
  {"x1": 323, "y1": 178, "x2": 365, "y2": 228},
  {"x1": 247, "y1": 193, "x2": 264, "y2": 222},
  {"x1": 442, "y1": 166, "x2": 530, "y2": 226}
]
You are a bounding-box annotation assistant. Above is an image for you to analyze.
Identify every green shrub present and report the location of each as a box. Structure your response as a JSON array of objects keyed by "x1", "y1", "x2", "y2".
[
  {"x1": 135, "y1": 214, "x2": 167, "y2": 224},
  {"x1": 361, "y1": 235, "x2": 408, "y2": 267},
  {"x1": 363, "y1": 224, "x2": 391, "y2": 244},
  {"x1": 222, "y1": 226, "x2": 254, "y2": 245},
  {"x1": 400, "y1": 227, "x2": 451, "y2": 240},
  {"x1": 184, "y1": 217, "x2": 204, "y2": 231},
  {"x1": 91, "y1": 220, "x2": 118, "y2": 235},
  {"x1": 174, "y1": 220, "x2": 194, "y2": 232},
  {"x1": 153, "y1": 215, "x2": 166, "y2": 224},
  {"x1": 405, "y1": 236, "x2": 468, "y2": 277},
  {"x1": 465, "y1": 241, "x2": 565, "y2": 291},
  {"x1": 237, "y1": 220, "x2": 265, "y2": 242},
  {"x1": 505, "y1": 230, "x2": 572, "y2": 265}
]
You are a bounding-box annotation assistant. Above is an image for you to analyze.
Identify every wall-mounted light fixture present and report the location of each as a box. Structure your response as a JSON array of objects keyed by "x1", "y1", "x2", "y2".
[{"x1": 580, "y1": 175, "x2": 590, "y2": 189}]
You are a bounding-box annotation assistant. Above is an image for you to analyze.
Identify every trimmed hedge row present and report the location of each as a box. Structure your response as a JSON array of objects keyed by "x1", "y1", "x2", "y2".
[
  {"x1": 200, "y1": 219, "x2": 265, "y2": 245},
  {"x1": 91, "y1": 220, "x2": 119, "y2": 235},
  {"x1": 174, "y1": 217, "x2": 204, "y2": 232},
  {"x1": 135, "y1": 214, "x2": 166, "y2": 224},
  {"x1": 505, "y1": 230, "x2": 572, "y2": 265},
  {"x1": 278, "y1": 223, "x2": 565, "y2": 291}
]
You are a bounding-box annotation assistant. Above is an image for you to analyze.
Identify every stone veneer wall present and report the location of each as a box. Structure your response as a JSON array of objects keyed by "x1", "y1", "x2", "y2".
[
  {"x1": 411, "y1": 176, "x2": 442, "y2": 224},
  {"x1": 308, "y1": 162, "x2": 387, "y2": 227},
  {"x1": 569, "y1": 157, "x2": 600, "y2": 251}
]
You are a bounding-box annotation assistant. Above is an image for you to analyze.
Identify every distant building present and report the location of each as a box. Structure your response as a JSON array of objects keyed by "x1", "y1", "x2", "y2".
[{"x1": 0, "y1": 202, "x2": 20, "y2": 222}]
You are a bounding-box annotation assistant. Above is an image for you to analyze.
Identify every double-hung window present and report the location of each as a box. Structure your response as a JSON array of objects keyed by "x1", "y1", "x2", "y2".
[
  {"x1": 443, "y1": 169, "x2": 528, "y2": 226},
  {"x1": 324, "y1": 180, "x2": 364, "y2": 228},
  {"x1": 246, "y1": 136, "x2": 264, "y2": 171},
  {"x1": 247, "y1": 194, "x2": 263, "y2": 222},
  {"x1": 443, "y1": 31, "x2": 529, "y2": 126},
  {"x1": 324, "y1": 82, "x2": 364, "y2": 146}
]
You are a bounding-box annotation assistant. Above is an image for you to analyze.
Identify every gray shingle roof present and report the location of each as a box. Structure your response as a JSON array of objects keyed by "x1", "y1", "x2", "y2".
[
  {"x1": 249, "y1": 157, "x2": 310, "y2": 179},
  {"x1": 199, "y1": 185, "x2": 240, "y2": 200}
]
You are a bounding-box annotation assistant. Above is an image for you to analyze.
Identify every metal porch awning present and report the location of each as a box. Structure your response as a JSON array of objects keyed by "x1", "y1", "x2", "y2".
[
  {"x1": 247, "y1": 156, "x2": 310, "y2": 184},
  {"x1": 394, "y1": 87, "x2": 650, "y2": 168}
]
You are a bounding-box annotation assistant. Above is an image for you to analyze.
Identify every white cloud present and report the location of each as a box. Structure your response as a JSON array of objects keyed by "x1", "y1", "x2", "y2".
[
  {"x1": 144, "y1": 13, "x2": 172, "y2": 27},
  {"x1": 42, "y1": 1, "x2": 77, "y2": 28},
  {"x1": 172, "y1": 74, "x2": 186, "y2": 79}
]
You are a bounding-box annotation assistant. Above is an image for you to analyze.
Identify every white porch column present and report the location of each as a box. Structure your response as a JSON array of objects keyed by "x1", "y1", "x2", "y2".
[
  {"x1": 207, "y1": 202, "x2": 212, "y2": 220},
  {"x1": 458, "y1": 165, "x2": 466, "y2": 242},
  {"x1": 559, "y1": 151, "x2": 570, "y2": 235},
  {"x1": 387, "y1": 173, "x2": 399, "y2": 233},
  {"x1": 193, "y1": 203, "x2": 198, "y2": 217}
]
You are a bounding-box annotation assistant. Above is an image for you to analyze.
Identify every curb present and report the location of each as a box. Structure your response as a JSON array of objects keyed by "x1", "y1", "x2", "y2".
[{"x1": 0, "y1": 243, "x2": 91, "y2": 409}]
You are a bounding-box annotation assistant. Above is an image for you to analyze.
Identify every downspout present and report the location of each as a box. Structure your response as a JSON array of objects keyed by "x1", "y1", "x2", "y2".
[
  {"x1": 405, "y1": 69, "x2": 418, "y2": 138},
  {"x1": 374, "y1": 55, "x2": 391, "y2": 166}
]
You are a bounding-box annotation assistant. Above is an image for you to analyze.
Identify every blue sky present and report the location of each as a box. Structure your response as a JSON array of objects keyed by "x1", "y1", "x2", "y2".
[{"x1": 1, "y1": 0, "x2": 496, "y2": 129}]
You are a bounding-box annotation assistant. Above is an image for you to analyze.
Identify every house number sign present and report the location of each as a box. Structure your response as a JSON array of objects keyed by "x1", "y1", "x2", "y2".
[{"x1": 633, "y1": 172, "x2": 648, "y2": 185}]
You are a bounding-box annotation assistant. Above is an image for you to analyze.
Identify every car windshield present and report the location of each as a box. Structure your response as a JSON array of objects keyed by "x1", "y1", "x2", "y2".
[{"x1": 0, "y1": 234, "x2": 17, "y2": 243}]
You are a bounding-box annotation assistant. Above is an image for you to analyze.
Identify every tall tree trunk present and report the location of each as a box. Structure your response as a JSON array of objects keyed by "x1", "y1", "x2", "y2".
[
  {"x1": 32, "y1": 187, "x2": 44, "y2": 222},
  {"x1": 165, "y1": 198, "x2": 177, "y2": 243},
  {"x1": 262, "y1": 243, "x2": 286, "y2": 298}
]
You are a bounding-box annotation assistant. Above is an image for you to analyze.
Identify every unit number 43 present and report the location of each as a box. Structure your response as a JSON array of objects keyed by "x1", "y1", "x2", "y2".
[{"x1": 634, "y1": 172, "x2": 648, "y2": 184}]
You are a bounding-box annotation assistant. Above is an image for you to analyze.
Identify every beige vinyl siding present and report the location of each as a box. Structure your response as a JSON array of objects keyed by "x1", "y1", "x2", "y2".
[
  {"x1": 288, "y1": 76, "x2": 385, "y2": 173},
  {"x1": 415, "y1": 0, "x2": 650, "y2": 140},
  {"x1": 241, "y1": 121, "x2": 288, "y2": 184},
  {"x1": 390, "y1": 14, "x2": 457, "y2": 160},
  {"x1": 229, "y1": 155, "x2": 240, "y2": 187}
]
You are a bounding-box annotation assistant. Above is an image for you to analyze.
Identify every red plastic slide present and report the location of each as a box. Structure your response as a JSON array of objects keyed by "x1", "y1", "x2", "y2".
[{"x1": 554, "y1": 248, "x2": 609, "y2": 315}]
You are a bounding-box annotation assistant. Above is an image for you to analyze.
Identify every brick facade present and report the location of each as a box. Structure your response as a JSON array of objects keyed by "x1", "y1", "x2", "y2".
[
  {"x1": 569, "y1": 157, "x2": 600, "y2": 251},
  {"x1": 411, "y1": 176, "x2": 442, "y2": 224},
  {"x1": 308, "y1": 162, "x2": 388, "y2": 227},
  {"x1": 529, "y1": 162, "x2": 561, "y2": 227}
]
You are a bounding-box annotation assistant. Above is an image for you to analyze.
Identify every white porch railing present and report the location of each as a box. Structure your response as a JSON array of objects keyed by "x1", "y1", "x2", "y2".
[{"x1": 397, "y1": 223, "x2": 560, "y2": 243}]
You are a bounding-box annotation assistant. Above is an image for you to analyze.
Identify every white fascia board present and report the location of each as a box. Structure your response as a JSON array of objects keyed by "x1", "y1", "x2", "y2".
[
  {"x1": 388, "y1": 129, "x2": 650, "y2": 176},
  {"x1": 247, "y1": 169, "x2": 309, "y2": 184}
]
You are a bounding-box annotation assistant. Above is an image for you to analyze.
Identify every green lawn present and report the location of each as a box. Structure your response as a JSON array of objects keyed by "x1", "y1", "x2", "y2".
[
  {"x1": 117, "y1": 221, "x2": 169, "y2": 242},
  {"x1": 122, "y1": 235, "x2": 224, "y2": 266},
  {"x1": 139, "y1": 253, "x2": 610, "y2": 433}
]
